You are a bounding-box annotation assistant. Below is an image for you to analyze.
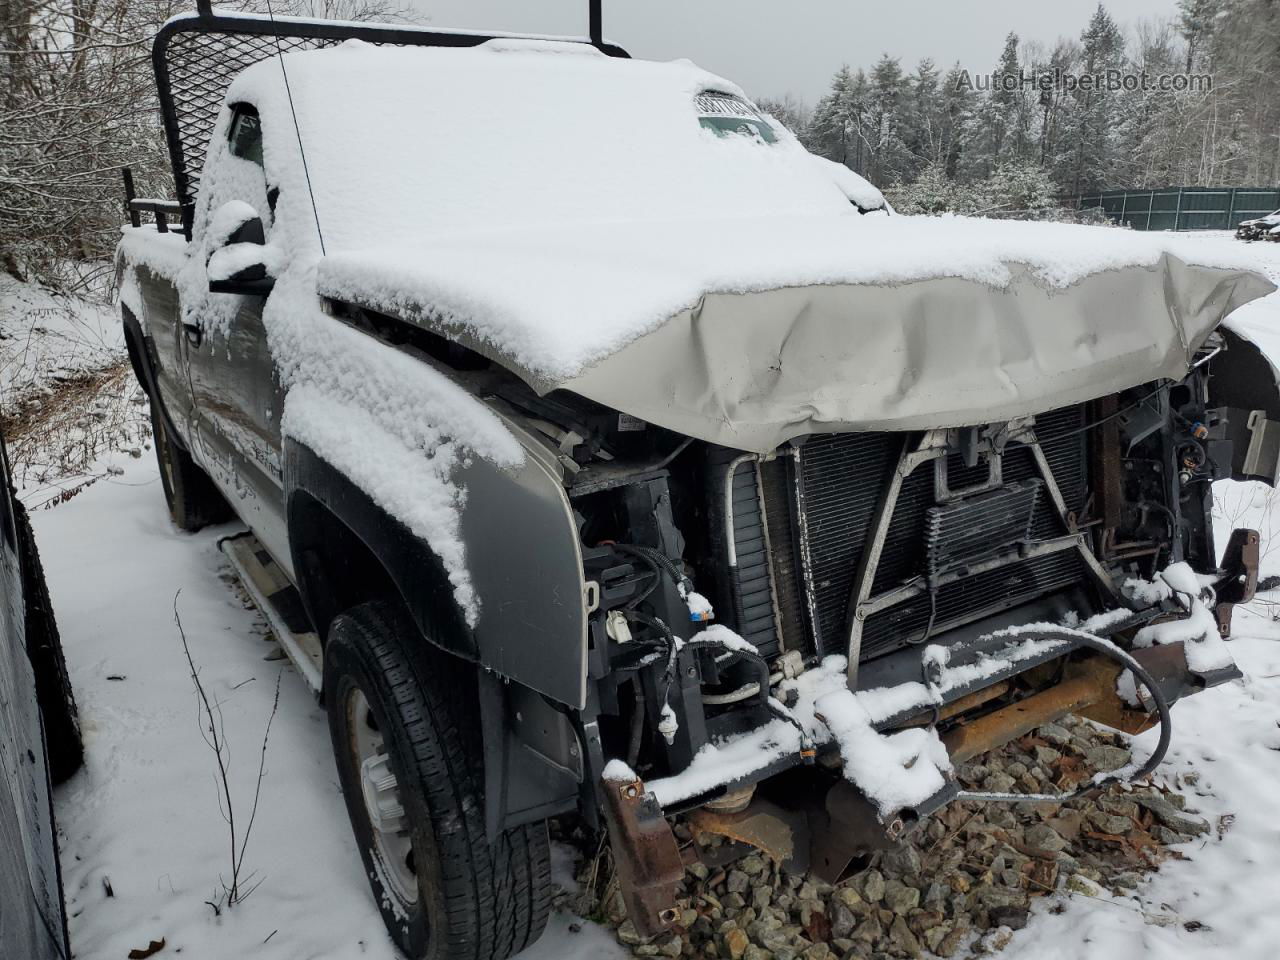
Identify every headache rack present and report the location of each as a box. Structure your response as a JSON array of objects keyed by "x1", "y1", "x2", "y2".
[{"x1": 154, "y1": 1, "x2": 626, "y2": 239}]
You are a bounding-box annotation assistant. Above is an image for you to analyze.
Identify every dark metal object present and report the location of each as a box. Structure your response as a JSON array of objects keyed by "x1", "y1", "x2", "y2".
[
  {"x1": 1214, "y1": 527, "x2": 1260, "y2": 636},
  {"x1": 589, "y1": 0, "x2": 603, "y2": 45},
  {"x1": 122, "y1": 169, "x2": 182, "y2": 233},
  {"x1": 154, "y1": 10, "x2": 629, "y2": 238},
  {"x1": 808, "y1": 781, "x2": 902, "y2": 883},
  {"x1": 122, "y1": 167, "x2": 140, "y2": 227},
  {"x1": 601, "y1": 776, "x2": 683, "y2": 940}
]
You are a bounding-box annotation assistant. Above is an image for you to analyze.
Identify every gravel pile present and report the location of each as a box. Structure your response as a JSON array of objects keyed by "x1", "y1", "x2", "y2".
[{"x1": 560, "y1": 714, "x2": 1216, "y2": 959}]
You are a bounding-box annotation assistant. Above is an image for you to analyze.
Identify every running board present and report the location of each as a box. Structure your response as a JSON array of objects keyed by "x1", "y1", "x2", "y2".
[{"x1": 220, "y1": 533, "x2": 323, "y2": 696}]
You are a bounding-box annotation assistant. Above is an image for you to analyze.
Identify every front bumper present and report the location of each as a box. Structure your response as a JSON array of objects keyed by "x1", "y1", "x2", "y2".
[{"x1": 603, "y1": 531, "x2": 1258, "y2": 938}]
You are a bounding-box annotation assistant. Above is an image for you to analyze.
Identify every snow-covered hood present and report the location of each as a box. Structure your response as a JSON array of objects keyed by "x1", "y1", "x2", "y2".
[
  {"x1": 316, "y1": 215, "x2": 1273, "y2": 453},
  {"x1": 219, "y1": 40, "x2": 1271, "y2": 452}
]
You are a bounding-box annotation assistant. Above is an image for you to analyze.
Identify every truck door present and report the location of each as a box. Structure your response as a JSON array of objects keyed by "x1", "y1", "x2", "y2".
[{"x1": 185, "y1": 103, "x2": 291, "y2": 572}]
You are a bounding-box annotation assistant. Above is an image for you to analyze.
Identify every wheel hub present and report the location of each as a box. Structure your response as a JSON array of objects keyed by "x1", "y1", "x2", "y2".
[
  {"x1": 348, "y1": 688, "x2": 418, "y2": 905},
  {"x1": 360, "y1": 753, "x2": 406, "y2": 834}
]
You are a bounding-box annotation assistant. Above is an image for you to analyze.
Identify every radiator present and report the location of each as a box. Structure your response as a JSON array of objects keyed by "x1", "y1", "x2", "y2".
[{"x1": 721, "y1": 405, "x2": 1090, "y2": 663}]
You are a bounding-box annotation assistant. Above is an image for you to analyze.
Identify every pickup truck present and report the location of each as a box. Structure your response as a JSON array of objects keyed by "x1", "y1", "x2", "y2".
[{"x1": 116, "y1": 6, "x2": 1279, "y2": 958}]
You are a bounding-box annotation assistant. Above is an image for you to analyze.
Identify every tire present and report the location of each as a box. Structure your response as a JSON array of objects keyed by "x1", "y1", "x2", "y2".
[
  {"x1": 14, "y1": 499, "x2": 82, "y2": 785},
  {"x1": 148, "y1": 396, "x2": 230, "y2": 531},
  {"x1": 323, "y1": 601, "x2": 552, "y2": 960}
]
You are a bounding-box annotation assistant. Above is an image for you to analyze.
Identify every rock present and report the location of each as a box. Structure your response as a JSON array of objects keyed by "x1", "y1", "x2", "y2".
[
  {"x1": 727, "y1": 870, "x2": 750, "y2": 895},
  {"x1": 658, "y1": 933, "x2": 684, "y2": 957},
  {"x1": 723, "y1": 928, "x2": 750, "y2": 960},
  {"x1": 1097, "y1": 795, "x2": 1138, "y2": 818},
  {"x1": 688, "y1": 862, "x2": 711, "y2": 881},
  {"x1": 1033, "y1": 745, "x2": 1061, "y2": 765},
  {"x1": 1065, "y1": 874, "x2": 1102, "y2": 897},
  {"x1": 923, "y1": 922, "x2": 951, "y2": 952},
  {"x1": 618, "y1": 921, "x2": 646, "y2": 945},
  {"x1": 858, "y1": 870, "x2": 885, "y2": 903},
  {"x1": 988, "y1": 905, "x2": 1029, "y2": 930},
  {"x1": 978, "y1": 926, "x2": 1014, "y2": 954},
  {"x1": 1007, "y1": 761, "x2": 1028, "y2": 779},
  {"x1": 923, "y1": 881, "x2": 950, "y2": 911},
  {"x1": 833, "y1": 887, "x2": 862, "y2": 910},
  {"x1": 748, "y1": 917, "x2": 783, "y2": 941},
  {"x1": 907, "y1": 909, "x2": 945, "y2": 935},
  {"x1": 1038, "y1": 722, "x2": 1072, "y2": 745},
  {"x1": 743, "y1": 947, "x2": 772, "y2": 960},
  {"x1": 1085, "y1": 745, "x2": 1132, "y2": 772},
  {"x1": 724, "y1": 893, "x2": 746, "y2": 910},
  {"x1": 760, "y1": 930, "x2": 793, "y2": 956},
  {"x1": 1091, "y1": 813, "x2": 1133, "y2": 835},
  {"x1": 1133, "y1": 793, "x2": 1210, "y2": 836},
  {"x1": 740, "y1": 855, "x2": 766, "y2": 876},
  {"x1": 802, "y1": 944, "x2": 831, "y2": 960},
  {"x1": 888, "y1": 915, "x2": 923, "y2": 959},
  {"x1": 986, "y1": 807, "x2": 1018, "y2": 829},
  {"x1": 1153, "y1": 825, "x2": 1192, "y2": 845},
  {"x1": 982, "y1": 773, "x2": 1017, "y2": 794},
  {"x1": 1022, "y1": 824, "x2": 1067, "y2": 858},
  {"x1": 969, "y1": 884, "x2": 1027, "y2": 910},
  {"x1": 853, "y1": 910, "x2": 883, "y2": 943},
  {"x1": 882, "y1": 845, "x2": 922, "y2": 878},
  {"x1": 882, "y1": 880, "x2": 920, "y2": 915},
  {"x1": 828, "y1": 901, "x2": 857, "y2": 940},
  {"x1": 935, "y1": 924, "x2": 969, "y2": 958}
]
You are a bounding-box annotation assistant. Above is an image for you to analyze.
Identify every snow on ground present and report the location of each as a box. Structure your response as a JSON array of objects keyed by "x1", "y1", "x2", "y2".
[
  {"x1": 19, "y1": 230, "x2": 1280, "y2": 959},
  {"x1": 0, "y1": 271, "x2": 119, "y2": 399},
  {"x1": 34, "y1": 450, "x2": 623, "y2": 960}
]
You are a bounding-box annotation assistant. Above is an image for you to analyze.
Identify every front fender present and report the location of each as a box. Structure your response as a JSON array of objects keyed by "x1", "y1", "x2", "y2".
[{"x1": 285, "y1": 418, "x2": 589, "y2": 707}]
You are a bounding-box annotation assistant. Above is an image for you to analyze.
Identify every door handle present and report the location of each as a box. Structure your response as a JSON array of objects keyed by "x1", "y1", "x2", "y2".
[{"x1": 183, "y1": 323, "x2": 202, "y2": 348}]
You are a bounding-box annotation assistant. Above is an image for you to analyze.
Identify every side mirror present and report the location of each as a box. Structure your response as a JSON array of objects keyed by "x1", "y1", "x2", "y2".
[{"x1": 207, "y1": 202, "x2": 276, "y2": 295}]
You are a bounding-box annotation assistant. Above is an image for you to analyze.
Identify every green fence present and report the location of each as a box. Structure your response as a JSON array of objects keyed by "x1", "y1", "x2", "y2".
[{"x1": 1075, "y1": 187, "x2": 1280, "y2": 231}]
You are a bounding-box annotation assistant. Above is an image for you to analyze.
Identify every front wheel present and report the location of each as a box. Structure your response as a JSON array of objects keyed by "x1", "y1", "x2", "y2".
[{"x1": 323, "y1": 601, "x2": 552, "y2": 960}]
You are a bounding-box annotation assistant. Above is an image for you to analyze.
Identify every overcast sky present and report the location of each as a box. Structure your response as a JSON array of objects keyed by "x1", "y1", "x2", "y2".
[{"x1": 411, "y1": 0, "x2": 1181, "y2": 103}]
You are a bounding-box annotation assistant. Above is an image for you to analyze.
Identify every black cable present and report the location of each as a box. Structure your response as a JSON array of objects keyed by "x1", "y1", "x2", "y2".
[
  {"x1": 956, "y1": 628, "x2": 1172, "y2": 803},
  {"x1": 1052, "y1": 382, "x2": 1168, "y2": 441}
]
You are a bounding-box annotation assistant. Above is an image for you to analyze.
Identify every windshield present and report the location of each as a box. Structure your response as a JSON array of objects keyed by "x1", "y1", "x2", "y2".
[{"x1": 695, "y1": 92, "x2": 777, "y2": 143}]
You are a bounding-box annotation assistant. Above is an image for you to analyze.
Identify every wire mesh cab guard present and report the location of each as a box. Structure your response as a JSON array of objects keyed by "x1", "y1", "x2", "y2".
[{"x1": 153, "y1": 4, "x2": 627, "y2": 240}]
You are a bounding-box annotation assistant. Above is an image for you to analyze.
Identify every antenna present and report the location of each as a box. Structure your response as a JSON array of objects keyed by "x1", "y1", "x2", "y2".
[
  {"x1": 264, "y1": 0, "x2": 327, "y2": 255},
  {"x1": 589, "y1": 0, "x2": 602, "y2": 46}
]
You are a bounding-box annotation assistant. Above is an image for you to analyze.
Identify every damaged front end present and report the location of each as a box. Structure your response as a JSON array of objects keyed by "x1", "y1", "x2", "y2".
[{"x1": 563, "y1": 336, "x2": 1268, "y2": 938}]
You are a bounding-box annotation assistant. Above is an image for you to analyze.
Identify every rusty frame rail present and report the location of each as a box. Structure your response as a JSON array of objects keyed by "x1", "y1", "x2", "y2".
[{"x1": 601, "y1": 775, "x2": 684, "y2": 939}]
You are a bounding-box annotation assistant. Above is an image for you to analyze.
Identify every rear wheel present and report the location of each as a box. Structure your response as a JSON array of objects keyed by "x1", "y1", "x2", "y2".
[
  {"x1": 323, "y1": 601, "x2": 552, "y2": 960},
  {"x1": 148, "y1": 397, "x2": 230, "y2": 531}
]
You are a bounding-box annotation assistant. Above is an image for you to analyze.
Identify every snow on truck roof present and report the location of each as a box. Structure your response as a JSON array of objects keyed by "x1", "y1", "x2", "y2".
[{"x1": 198, "y1": 39, "x2": 1273, "y2": 451}]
